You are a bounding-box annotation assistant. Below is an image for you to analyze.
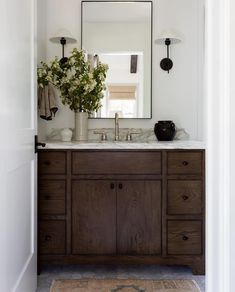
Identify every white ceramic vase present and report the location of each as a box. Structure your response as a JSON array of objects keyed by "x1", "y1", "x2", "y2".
[{"x1": 74, "y1": 112, "x2": 88, "y2": 141}]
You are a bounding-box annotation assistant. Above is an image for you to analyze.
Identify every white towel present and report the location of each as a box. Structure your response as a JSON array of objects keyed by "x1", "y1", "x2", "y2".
[{"x1": 38, "y1": 84, "x2": 58, "y2": 120}]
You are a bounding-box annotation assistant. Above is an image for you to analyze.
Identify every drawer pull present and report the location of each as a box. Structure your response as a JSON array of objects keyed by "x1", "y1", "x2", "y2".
[
  {"x1": 182, "y1": 195, "x2": 189, "y2": 201},
  {"x1": 119, "y1": 183, "x2": 123, "y2": 190},
  {"x1": 44, "y1": 235, "x2": 52, "y2": 241},
  {"x1": 110, "y1": 183, "x2": 115, "y2": 189},
  {"x1": 182, "y1": 161, "x2": 189, "y2": 166},
  {"x1": 44, "y1": 160, "x2": 51, "y2": 166},
  {"x1": 182, "y1": 235, "x2": 189, "y2": 241}
]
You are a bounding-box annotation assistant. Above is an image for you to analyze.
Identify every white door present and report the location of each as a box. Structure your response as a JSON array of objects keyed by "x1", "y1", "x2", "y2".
[{"x1": 0, "y1": 0, "x2": 37, "y2": 291}]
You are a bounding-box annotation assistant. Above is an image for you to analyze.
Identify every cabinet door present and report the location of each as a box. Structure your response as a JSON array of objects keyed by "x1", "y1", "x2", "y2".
[
  {"x1": 117, "y1": 181, "x2": 161, "y2": 255},
  {"x1": 72, "y1": 180, "x2": 116, "y2": 254}
]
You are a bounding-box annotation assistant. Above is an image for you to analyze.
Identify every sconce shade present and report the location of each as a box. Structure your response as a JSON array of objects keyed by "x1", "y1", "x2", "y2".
[
  {"x1": 50, "y1": 29, "x2": 77, "y2": 44},
  {"x1": 155, "y1": 29, "x2": 181, "y2": 73},
  {"x1": 155, "y1": 29, "x2": 181, "y2": 45}
]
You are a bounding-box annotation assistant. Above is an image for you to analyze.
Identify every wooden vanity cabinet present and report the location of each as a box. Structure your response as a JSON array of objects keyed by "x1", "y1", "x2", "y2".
[{"x1": 38, "y1": 149, "x2": 205, "y2": 275}]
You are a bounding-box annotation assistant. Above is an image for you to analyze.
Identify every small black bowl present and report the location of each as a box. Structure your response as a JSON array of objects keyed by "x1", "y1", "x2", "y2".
[{"x1": 154, "y1": 121, "x2": 176, "y2": 141}]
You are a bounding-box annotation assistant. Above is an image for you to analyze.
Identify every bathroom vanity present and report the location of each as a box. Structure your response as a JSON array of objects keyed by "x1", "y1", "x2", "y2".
[{"x1": 38, "y1": 141, "x2": 205, "y2": 275}]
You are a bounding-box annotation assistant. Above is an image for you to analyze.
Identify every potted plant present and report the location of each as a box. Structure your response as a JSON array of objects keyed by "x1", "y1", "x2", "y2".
[{"x1": 37, "y1": 48, "x2": 108, "y2": 141}]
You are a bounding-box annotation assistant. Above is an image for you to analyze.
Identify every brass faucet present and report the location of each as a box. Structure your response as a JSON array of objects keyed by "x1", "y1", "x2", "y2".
[{"x1": 114, "y1": 112, "x2": 119, "y2": 141}]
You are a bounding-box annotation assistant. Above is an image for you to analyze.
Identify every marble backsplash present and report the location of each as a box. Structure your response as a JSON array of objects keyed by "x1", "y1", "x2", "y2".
[{"x1": 46, "y1": 127, "x2": 190, "y2": 142}]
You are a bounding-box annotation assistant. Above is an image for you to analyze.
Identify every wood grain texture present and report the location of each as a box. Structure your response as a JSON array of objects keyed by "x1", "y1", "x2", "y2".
[
  {"x1": 66, "y1": 151, "x2": 72, "y2": 255},
  {"x1": 167, "y1": 152, "x2": 202, "y2": 175},
  {"x1": 38, "y1": 149, "x2": 205, "y2": 275},
  {"x1": 72, "y1": 180, "x2": 116, "y2": 255},
  {"x1": 39, "y1": 180, "x2": 66, "y2": 215},
  {"x1": 38, "y1": 151, "x2": 66, "y2": 175},
  {"x1": 162, "y1": 151, "x2": 168, "y2": 257},
  {"x1": 167, "y1": 180, "x2": 202, "y2": 215},
  {"x1": 39, "y1": 220, "x2": 66, "y2": 254},
  {"x1": 72, "y1": 151, "x2": 162, "y2": 175},
  {"x1": 167, "y1": 220, "x2": 202, "y2": 255},
  {"x1": 117, "y1": 180, "x2": 161, "y2": 255}
]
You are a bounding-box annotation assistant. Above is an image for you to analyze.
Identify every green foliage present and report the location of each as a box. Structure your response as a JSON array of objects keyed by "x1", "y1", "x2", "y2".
[{"x1": 37, "y1": 49, "x2": 108, "y2": 113}]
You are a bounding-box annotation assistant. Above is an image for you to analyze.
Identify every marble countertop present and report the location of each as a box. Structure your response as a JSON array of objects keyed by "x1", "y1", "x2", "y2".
[{"x1": 39, "y1": 140, "x2": 206, "y2": 150}]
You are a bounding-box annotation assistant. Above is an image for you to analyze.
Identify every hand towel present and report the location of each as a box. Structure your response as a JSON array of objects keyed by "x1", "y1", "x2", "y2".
[{"x1": 38, "y1": 84, "x2": 58, "y2": 120}]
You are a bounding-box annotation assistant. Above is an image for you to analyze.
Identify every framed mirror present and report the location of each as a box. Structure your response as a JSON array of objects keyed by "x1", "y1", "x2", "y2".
[{"x1": 81, "y1": 1, "x2": 152, "y2": 119}]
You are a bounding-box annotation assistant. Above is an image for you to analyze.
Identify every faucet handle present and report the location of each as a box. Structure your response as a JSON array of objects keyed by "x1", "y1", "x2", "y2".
[
  {"x1": 126, "y1": 131, "x2": 141, "y2": 141},
  {"x1": 93, "y1": 131, "x2": 108, "y2": 141}
]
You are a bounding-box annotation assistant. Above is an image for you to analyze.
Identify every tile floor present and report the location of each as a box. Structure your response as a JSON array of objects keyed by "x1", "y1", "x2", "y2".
[{"x1": 37, "y1": 265, "x2": 205, "y2": 291}]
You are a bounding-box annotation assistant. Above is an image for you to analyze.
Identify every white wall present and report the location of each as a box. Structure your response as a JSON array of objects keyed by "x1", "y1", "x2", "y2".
[
  {"x1": 37, "y1": 0, "x2": 47, "y2": 62},
  {"x1": 38, "y1": 0, "x2": 204, "y2": 141},
  {"x1": 229, "y1": 0, "x2": 235, "y2": 289},
  {"x1": 206, "y1": 0, "x2": 235, "y2": 290}
]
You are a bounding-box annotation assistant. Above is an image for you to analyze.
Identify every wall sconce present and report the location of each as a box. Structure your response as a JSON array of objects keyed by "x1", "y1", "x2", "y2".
[
  {"x1": 155, "y1": 30, "x2": 181, "y2": 73},
  {"x1": 50, "y1": 29, "x2": 77, "y2": 65}
]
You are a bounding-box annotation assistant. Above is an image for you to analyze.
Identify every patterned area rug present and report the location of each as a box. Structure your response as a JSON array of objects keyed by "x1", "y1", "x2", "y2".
[{"x1": 50, "y1": 279, "x2": 201, "y2": 291}]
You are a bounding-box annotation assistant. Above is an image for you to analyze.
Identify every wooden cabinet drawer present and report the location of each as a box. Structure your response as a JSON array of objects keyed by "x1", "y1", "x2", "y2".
[
  {"x1": 167, "y1": 220, "x2": 202, "y2": 255},
  {"x1": 38, "y1": 152, "x2": 66, "y2": 175},
  {"x1": 167, "y1": 152, "x2": 202, "y2": 175},
  {"x1": 39, "y1": 180, "x2": 66, "y2": 215},
  {"x1": 39, "y1": 220, "x2": 66, "y2": 254},
  {"x1": 167, "y1": 180, "x2": 202, "y2": 215},
  {"x1": 72, "y1": 151, "x2": 161, "y2": 175}
]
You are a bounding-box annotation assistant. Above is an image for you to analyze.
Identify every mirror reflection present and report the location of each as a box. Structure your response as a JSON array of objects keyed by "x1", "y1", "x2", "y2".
[{"x1": 82, "y1": 1, "x2": 152, "y2": 119}]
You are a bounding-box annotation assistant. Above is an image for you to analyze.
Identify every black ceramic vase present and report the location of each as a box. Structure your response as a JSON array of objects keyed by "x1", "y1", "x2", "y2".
[{"x1": 154, "y1": 121, "x2": 176, "y2": 141}]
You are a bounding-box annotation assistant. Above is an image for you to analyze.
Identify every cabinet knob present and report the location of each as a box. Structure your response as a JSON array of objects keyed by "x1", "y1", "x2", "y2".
[
  {"x1": 44, "y1": 235, "x2": 52, "y2": 241},
  {"x1": 182, "y1": 161, "x2": 189, "y2": 166},
  {"x1": 119, "y1": 183, "x2": 123, "y2": 189},
  {"x1": 182, "y1": 235, "x2": 189, "y2": 241},
  {"x1": 110, "y1": 183, "x2": 115, "y2": 189},
  {"x1": 182, "y1": 195, "x2": 189, "y2": 201},
  {"x1": 44, "y1": 160, "x2": 50, "y2": 166}
]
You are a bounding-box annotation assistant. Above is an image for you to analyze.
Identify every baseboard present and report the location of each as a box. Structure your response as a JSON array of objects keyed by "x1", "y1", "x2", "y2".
[{"x1": 14, "y1": 254, "x2": 37, "y2": 292}]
